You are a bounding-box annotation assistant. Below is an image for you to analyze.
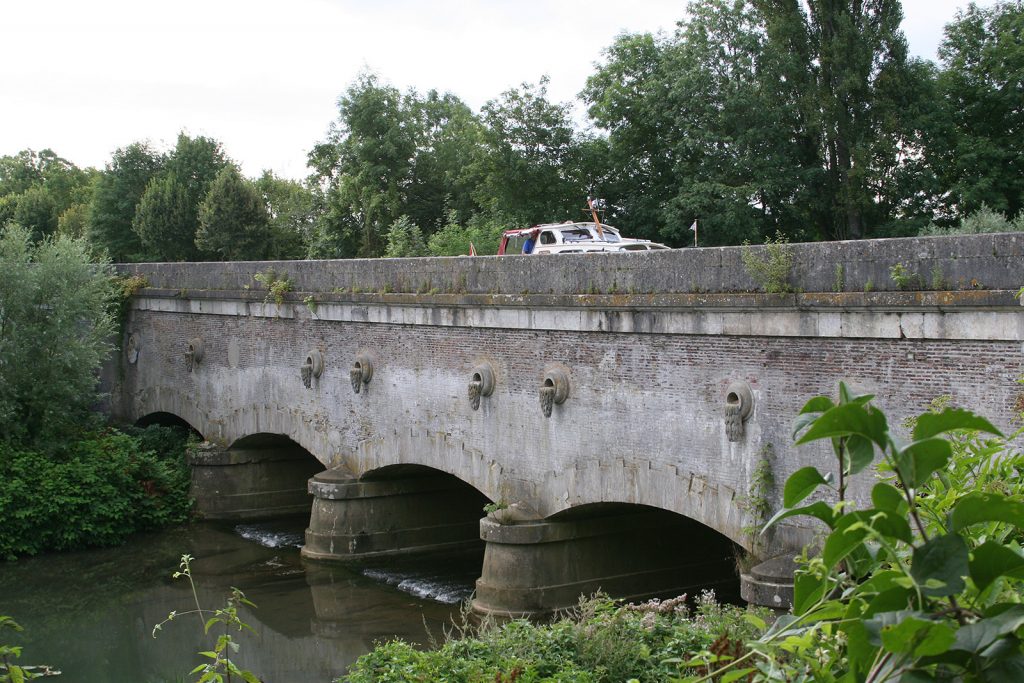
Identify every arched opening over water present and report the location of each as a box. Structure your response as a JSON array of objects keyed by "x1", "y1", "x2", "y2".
[
  {"x1": 190, "y1": 432, "x2": 324, "y2": 522},
  {"x1": 547, "y1": 502, "x2": 742, "y2": 606},
  {"x1": 473, "y1": 501, "x2": 743, "y2": 617},
  {"x1": 306, "y1": 463, "x2": 493, "y2": 605}
]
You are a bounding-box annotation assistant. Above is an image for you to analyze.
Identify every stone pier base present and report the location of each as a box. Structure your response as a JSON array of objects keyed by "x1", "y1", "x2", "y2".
[
  {"x1": 301, "y1": 468, "x2": 488, "y2": 563},
  {"x1": 188, "y1": 441, "x2": 322, "y2": 520},
  {"x1": 472, "y1": 510, "x2": 738, "y2": 619},
  {"x1": 740, "y1": 555, "x2": 797, "y2": 612}
]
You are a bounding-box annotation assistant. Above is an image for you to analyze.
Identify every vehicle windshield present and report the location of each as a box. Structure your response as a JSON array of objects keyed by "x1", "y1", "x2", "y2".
[{"x1": 558, "y1": 225, "x2": 621, "y2": 243}]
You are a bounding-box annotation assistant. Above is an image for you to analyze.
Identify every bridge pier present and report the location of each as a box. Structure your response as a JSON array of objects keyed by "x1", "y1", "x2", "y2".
[
  {"x1": 471, "y1": 510, "x2": 739, "y2": 619},
  {"x1": 301, "y1": 468, "x2": 488, "y2": 563},
  {"x1": 188, "y1": 440, "x2": 322, "y2": 520}
]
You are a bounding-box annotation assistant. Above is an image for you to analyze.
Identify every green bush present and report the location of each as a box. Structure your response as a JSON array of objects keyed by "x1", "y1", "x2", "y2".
[
  {"x1": 918, "y1": 204, "x2": 1024, "y2": 236},
  {"x1": 0, "y1": 426, "x2": 192, "y2": 560},
  {"x1": 384, "y1": 215, "x2": 429, "y2": 258},
  {"x1": 427, "y1": 211, "x2": 510, "y2": 257}
]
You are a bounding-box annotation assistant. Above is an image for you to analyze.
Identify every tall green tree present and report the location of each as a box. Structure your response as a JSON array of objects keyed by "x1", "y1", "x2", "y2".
[
  {"x1": 583, "y1": 32, "x2": 678, "y2": 241},
  {"x1": 585, "y1": 2, "x2": 816, "y2": 246},
  {"x1": 87, "y1": 142, "x2": 165, "y2": 261},
  {"x1": 132, "y1": 172, "x2": 196, "y2": 261},
  {"x1": 132, "y1": 134, "x2": 227, "y2": 261},
  {"x1": 254, "y1": 171, "x2": 314, "y2": 260},
  {"x1": 670, "y1": 0, "x2": 823, "y2": 245},
  {"x1": 0, "y1": 224, "x2": 115, "y2": 448},
  {"x1": 755, "y1": 0, "x2": 920, "y2": 239},
  {"x1": 309, "y1": 74, "x2": 418, "y2": 258},
  {"x1": 930, "y1": 1, "x2": 1024, "y2": 219},
  {"x1": 310, "y1": 74, "x2": 486, "y2": 258},
  {"x1": 473, "y1": 77, "x2": 593, "y2": 226},
  {"x1": 195, "y1": 165, "x2": 272, "y2": 260},
  {"x1": 405, "y1": 90, "x2": 486, "y2": 231},
  {"x1": 11, "y1": 185, "x2": 58, "y2": 240},
  {"x1": 0, "y1": 149, "x2": 95, "y2": 241}
]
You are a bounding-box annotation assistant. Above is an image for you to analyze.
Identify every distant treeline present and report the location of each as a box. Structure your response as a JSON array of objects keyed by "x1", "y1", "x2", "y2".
[{"x1": 1, "y1": 0, "x2": 1021, "y2": 261}]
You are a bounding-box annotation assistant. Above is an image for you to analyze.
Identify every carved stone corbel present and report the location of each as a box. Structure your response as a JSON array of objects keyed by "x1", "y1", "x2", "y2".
[
  {"x1": 468, "y1": 362, "x2": 496, "y2": 410},
  {"x1": 540, "y1": 365, "x2": 570, "y2": 418},
  {"x1": 185, "y1": 337, "x2": 204, "y2": 373},
  {"x1": 725, "y1": 381, "x2": 754, "y2": 442},
  {"x1": 350, "y1": 353, "x2": 374, "y2": 394},
  {"x1": 301, "y1": 349, "x2": 324, "y2": 389}
]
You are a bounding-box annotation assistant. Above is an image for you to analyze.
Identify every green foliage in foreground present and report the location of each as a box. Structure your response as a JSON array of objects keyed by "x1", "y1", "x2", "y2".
[
  {"x1": 1, "y1": 615, "x2": 35, "y2": 682},
  {"x1": 153, "y1": 555, "x2": 261, "y2": 683},
  {"x1": 685, "y1": 385, "x2": 1024, "y2": 682},
  {"x1": 0, "y1": 425, "x2": 193, "y2": 560},
  {"x1": 342, "y1": 593, "x2": 767, "y2": 683}
]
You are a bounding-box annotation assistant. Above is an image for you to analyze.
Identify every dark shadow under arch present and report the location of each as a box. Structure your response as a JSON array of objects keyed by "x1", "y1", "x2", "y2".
[
  {"x1": 134, "y1": 411, "x2": 202, "y2": 439},
  {"x1": 547, "y1": 502, "x2": 742, "y2": 605},
  {"x1": 191, "y1": 432, "x2": 324, "y2": 522}
]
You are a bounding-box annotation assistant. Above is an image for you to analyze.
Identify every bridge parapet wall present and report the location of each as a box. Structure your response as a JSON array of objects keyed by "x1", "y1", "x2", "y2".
[{"x1": 117, "y1": 232, "x2": 1024, "y2": 297}]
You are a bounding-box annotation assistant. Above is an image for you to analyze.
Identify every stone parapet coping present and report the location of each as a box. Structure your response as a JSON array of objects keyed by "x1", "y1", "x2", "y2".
[
  {"x1": 116, "y1": 232, "x2": 1024, "y2": 296},
  {"x1": 131, "y1": 288, "x2": 1024, "y2": 342}
]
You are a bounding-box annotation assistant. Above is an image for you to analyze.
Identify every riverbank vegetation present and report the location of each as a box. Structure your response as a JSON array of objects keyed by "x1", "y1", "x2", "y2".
[
  {"x1": 345, "y1": 593, "x2": 767, "y2": 683},
  {"x1": 2, "y1": 1, "x2": 1022, "y2": 260},
  {"x1": 341, "y1": 389, "x2": 1024, "y2": 681},
  {"x1": 0, "y1": 225, "x2": 193, "y2": 561}
]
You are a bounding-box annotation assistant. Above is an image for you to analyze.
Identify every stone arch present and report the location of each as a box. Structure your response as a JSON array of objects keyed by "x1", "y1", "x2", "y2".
[
  {"x1": 127, "y1": 387, "x2": 334, "y2": 466},
  {"x1": 190, "y1": 432, "x2": 324, "y2": 521},
  {"x1": 474, "y1": 501, "x2": 742, "y2": 618},
  {"x1": 548, "y1": 501, "x2": 741, "y2": 599},
  {"x1": 537, "y1": 457, "x2": 753, "y2": 551},
  {"x1": 349, "y1": 432, "x2": 511, "y2": 509}
]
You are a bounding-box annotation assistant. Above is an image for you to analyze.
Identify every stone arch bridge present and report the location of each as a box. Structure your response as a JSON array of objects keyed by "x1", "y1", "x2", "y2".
[{"x1": 106, "y1": 233, "x2": 1024, "y2": 615}]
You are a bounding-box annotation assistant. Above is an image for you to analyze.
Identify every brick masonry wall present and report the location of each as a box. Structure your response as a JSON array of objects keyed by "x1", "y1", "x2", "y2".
[{"x1": 114, "y1": 296, "x2": 1024, "y2": 558}]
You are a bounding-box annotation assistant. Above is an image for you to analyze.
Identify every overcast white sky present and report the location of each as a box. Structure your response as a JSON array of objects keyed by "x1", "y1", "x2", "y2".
[{"x1": 0, "y1": 0, "x2": 1000, "y2": 180}]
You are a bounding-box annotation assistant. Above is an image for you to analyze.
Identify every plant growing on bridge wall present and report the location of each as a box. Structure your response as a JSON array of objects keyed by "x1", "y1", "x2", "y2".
[
  {"x1": 678, "y1": 383, "x2": 1024, "y2": 682},
  {"x1": 738, "y1": 446, "x2": 774, "y2": 549},
  {"x1": 889, "y1": 262, "x2": 922, "y2": 290},
  {"x1": 740, "y1": 231, "x2": 794, "y2": 294},
  {"x1": 253, "y1": 269, "x2": 291, "y2": 306}
]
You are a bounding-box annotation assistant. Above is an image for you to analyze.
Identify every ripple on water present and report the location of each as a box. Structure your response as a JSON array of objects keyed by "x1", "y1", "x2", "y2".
[
  {"x1": 361, "y1": 568, "x2": 475, "y2": 605},
  {"x1": 233, "y1": 523, "x2": 305, "y2": 549}
]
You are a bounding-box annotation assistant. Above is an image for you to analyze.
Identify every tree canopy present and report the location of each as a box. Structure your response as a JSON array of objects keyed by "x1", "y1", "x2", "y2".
[{"x1": 5, "y1": 0, "x2": 1022, "y2": 260}]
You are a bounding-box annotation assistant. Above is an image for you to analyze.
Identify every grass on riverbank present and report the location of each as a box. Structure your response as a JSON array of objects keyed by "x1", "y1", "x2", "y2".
[{"x1": 341, "y1": 591, "x2": 769, "y2": 683}]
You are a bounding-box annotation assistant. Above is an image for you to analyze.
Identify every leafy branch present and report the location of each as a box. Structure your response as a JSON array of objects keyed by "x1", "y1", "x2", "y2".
[
  {"x1": 677, "y1": 383, "x2": 1024, "y2": 682},
  {"x1": 152, "y1": 555, "x2": 262, "y2": 683}
]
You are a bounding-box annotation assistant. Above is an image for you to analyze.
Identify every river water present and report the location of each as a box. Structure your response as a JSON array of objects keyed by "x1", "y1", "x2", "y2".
[{"x1": 0, "y1": 518, "x2": 477, "y2": 682}]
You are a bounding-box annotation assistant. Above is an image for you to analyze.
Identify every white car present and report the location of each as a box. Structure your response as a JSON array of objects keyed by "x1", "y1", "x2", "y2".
[{"x1": 498, "y1": 222, "x2": 670, "y2": 255}]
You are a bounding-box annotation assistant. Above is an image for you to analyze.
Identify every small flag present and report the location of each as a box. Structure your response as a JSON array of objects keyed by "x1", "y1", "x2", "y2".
[
  {"x1": 469, "y1": 242, "x2": 477, "y2": 256},
  {"x1": 689, "y1": 220, "x2": 697, "y2": 232}
]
